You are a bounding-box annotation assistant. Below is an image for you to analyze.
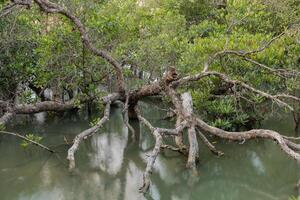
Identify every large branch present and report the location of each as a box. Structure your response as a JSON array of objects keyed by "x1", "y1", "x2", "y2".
[
  {"x1": 139, "y1": 128, "x2": 162, "y2": 193},
  {"x1": 13, "y1": 100, "x2": 75, "y2": 114},
  {"x1": 195, "y1": 117, "x2": 300, "y2": 162}
]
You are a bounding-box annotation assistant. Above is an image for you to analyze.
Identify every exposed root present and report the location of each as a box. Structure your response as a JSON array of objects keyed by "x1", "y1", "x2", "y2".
[
  {"x1": 0, "y1": 130, "x2": 55, "y2": 153},
  {"x1": 165, "y1": 89, "x2": 200, "y2": 170}
]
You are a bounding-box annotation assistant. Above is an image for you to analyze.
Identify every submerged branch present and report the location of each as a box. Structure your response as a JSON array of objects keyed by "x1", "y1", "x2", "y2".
[
  {"x1": 67, "y1": 101, "x2": 111, "y2": 169},
  {"x1": 135, "y1": 106, "x2": 162, "y2": 193},
  {"x1": 66, "y1": 93, "x2": 120, "y2": 169},
  {"x1": 196, "y1": 128, "x2": 224, "y2": 156}
]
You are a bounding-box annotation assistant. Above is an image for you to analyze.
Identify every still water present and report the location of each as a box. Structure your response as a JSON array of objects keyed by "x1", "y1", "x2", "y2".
[{"x1": 0, "y1": 102, "x2": 299, "y2": 200}]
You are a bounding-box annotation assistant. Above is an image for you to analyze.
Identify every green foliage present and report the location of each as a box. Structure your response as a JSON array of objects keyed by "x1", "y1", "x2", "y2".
[
  {"x1": 0, "y1": 0, "x2": 299, "y2": 130},
  {"x1": 20, "y1": 134, "x2": 43, "y2": 149},
  {"x1": 212, "y1": 118, "x2": 232, "y2": 130},
  {"x1": 0, "y1": 124, "x2": 5, "y2": 131},
  {"x1": 89, "y1": 117, "x2": 100, "y2": 127},
  {"x1": 289, "y1": 196, "x2": 300, "y2": 200}
]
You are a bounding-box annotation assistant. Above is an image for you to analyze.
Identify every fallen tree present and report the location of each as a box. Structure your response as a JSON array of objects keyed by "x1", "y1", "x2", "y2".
[{"x1": 0, "y1": 0, "x2": 300, "y2": 194}]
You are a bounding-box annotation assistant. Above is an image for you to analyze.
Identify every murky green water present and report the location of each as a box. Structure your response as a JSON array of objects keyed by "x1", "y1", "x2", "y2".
[{"x1": 0, "y1": 103, "x2": 299, "y2": 200}]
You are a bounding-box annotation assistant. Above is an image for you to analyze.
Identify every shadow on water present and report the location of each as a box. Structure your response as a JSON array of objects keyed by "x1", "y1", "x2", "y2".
[{"x1": 0, "y1": 102, "x2": 299, "y2": 200}]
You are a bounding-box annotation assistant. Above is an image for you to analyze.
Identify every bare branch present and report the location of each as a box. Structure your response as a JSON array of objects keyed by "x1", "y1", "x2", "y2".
[
  {"x1": 67, "y1": 102, "x2": 111, "y2": 169},
  {"x1": 13, "y1": 100, "x2": 75, "y2": 114},
  {"x1": 181, "y1": 92, "x2": 199, "y2": 171},
  {"x1": 195, "y1": 117, "x2": 300, "y2": 162},
  {"x1": 139, "y1": 129, "x2": 162, "y2": 193},
  {"x1": 196, "y1": 128, "x2": 224, "y2": 156},
  {"x1": 244, "y1": 32, "x2": 286, "y2": 56}
]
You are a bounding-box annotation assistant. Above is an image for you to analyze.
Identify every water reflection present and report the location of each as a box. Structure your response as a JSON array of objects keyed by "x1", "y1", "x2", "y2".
[
  {"x1": 89, "y1": 121, "x2": 128, "y2": 175},
  {"x1": 0, "y1": 106, "x2": 299, "y2": 200}
]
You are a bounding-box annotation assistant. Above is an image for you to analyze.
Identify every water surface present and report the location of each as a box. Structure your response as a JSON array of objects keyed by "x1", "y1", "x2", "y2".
[{"x1": 0, "y1": 103, "x2": 299, "y2": 200}]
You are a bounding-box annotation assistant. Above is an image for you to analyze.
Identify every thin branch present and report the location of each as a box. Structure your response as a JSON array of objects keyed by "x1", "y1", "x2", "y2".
[
  {"x1": 0, "y1": 2, "x2": 17, "y2": 18},
  {"x1": 202, "y1": 29, "x2": 300, "y2": 79},
  {"x1": 196, "y1": 128, "x2": 224, "y2": 156},
  {"x1": 174, "y1": 71, "x2": 296, "y2": 111},
  {"x1": 0, "y1": 130, "x2": 55, "y2": 153},
  {"x1": 282, "y1": 135, "x2": 300, "y2": 141}
]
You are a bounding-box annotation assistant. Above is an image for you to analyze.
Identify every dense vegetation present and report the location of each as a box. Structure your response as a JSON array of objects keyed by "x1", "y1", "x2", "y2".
[
  {"x1": 1, "y1": 0, "x2": 299, "y2": 130},
  {"x1": 0, "y1": 0, "x2": 300, "y2": 195}
]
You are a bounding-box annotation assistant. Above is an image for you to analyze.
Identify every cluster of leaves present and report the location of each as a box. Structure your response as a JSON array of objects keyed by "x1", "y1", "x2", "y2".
[{"x1": 20, "y1": 133, "x2": 43, "y2": 148}]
